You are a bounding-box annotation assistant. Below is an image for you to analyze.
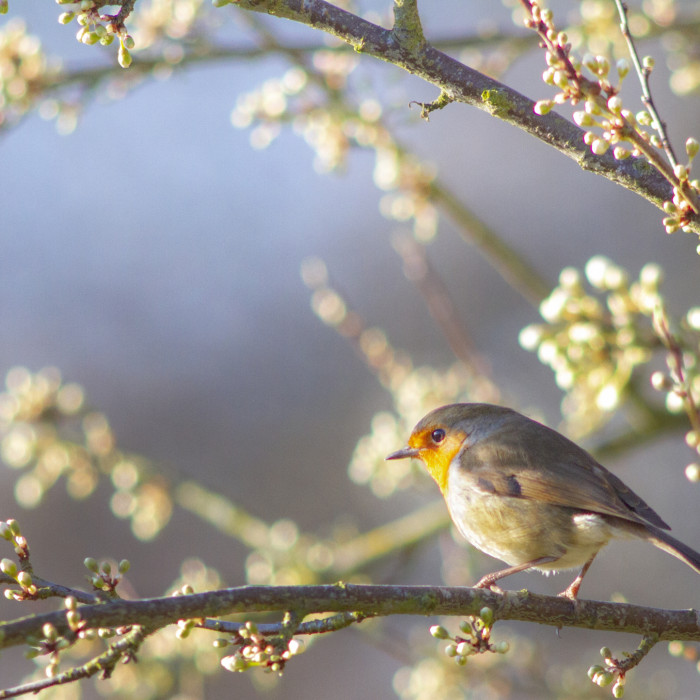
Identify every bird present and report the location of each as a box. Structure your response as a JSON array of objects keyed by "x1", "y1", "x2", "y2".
[{"x1": 386, "y1": 403, "x2": 700, "y2": 599}]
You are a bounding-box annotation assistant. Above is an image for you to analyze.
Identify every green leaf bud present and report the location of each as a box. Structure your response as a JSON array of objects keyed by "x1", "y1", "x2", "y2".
[
  {"x1": 612, "y1": 681, "x2": 625, "y2": 698},
  {"x1": 123, "y1": 34, "x2": 135, "y2": 49},
  {"x1": 495, "y1": 640, "x2": 510, "y2": 654},
  {"x1": 7, "y1": 520, "x2": 20, "y2": 536},
  {"x1": 84, "y1": 557, "x2": 99, "y2": 573},
  {"x1": 534, "y1": 100, "x2": 554, "y2": 116},
  {"x1": 663, "y1": 218, "x2": 679, "y2": 234},
  {"x1": 118, "y1": 46, "x2": 132, "y2": 68},
  {"x1": 686, "y1": 138, "x2": 699, "y2": 159},
  {"x1": 583, "y1": 54, "x2": 598, "y2": 73},
  {"x1": 17, "y1": 571, "x2": 32, "y2": 588},
  {"x1": 591, "y1": 138, "x2": 609, "y2": 156},
  {"x1": 663, "y1": 200, "x2": 678, "y2": 215},
  {"x1": 1, "y1": 558, "x2": 18, "y2": 578},
  {"x1": 573, "y1": 111, "x2": 594, "y2": 127},
  {"x1": 607, "y1": 96, "x2": 622, "y2": 113},
  {"x1": 616, "y1": 58, "x2": 630, "y2": 79},
  {"x1": 58, "y1": 12, "x2": 75, "y2": 24},
  {"x1": 429, "y1": 624, "x2": 449, "y2": 639},
  {"x1": 445, "y1": 643, "x2": 458, "y2": 657},
  {"x1": 595, "y1": 670, "x2": 614, "y2": 687},
  {"x1": 642, "y1": 55, "x2": 655, "y2": 71},
  {"x1": 479, "y1": 607, "x2": 494, "y2": 625},
  {"x1": 100, "y1": 34, "x2": 115, "y2": 45},
  {"x1": 66, "y1": 610, "x2": 82, "y2": 628},
  {"x1": 600, "y1": 646, "x2": 612, "y2": 659},
  {"x1": 455, "y1": 641, "x2": 471, "y2": 656},
  {"x1": 118, "y1": 559, "x2": 131, "y2": 574}
]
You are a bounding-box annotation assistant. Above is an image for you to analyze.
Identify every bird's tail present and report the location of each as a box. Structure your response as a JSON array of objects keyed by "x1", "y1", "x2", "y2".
[{"x1": 644, "y1": 524, "x2": 700, "y2": 575}]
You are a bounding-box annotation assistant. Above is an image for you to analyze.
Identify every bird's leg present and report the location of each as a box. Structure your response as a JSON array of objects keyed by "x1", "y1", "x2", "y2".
[
  {"x1": 558, "y1": 554, "x2": 597, "y2": 600},
  {"x1": 474, "y1": 556, "x2": 558, "y2": 593}
]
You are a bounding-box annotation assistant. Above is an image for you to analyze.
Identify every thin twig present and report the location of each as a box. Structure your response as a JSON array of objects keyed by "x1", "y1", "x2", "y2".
[
  {"x1": 653, "y1": 306, "x2": 700, "y2": 434},
  {"x1": 201, "y1": 610, "x2": 374, "y2": 636},
  {"x1": 613, "y1": 0, "x2": 677, "y2": 167},
  {"x1": 0, "y1": 625, "x2": 153, "y2": 700}
]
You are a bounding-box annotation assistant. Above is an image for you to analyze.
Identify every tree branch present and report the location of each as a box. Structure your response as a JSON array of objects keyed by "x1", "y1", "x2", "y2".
[
  {"x1": 230, "y1": 0, "x2": 692, "y2": 228},
  {"x1": 2, "y1": 583, "x2": 699, "y2": 653}
]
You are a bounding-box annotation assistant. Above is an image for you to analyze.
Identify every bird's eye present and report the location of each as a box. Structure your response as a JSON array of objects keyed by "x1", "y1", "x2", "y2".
[{"x1": 431, "y1": 428, "x2": 446, "y2": 444}]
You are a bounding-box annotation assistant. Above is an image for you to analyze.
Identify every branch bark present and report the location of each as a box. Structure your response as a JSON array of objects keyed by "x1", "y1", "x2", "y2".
[
  {"x1": 2, "y1": 583, "x2": 699, "y2": 652},
  {"x1": 230, "y1": 0, "x2": 694, "y2": 229}
]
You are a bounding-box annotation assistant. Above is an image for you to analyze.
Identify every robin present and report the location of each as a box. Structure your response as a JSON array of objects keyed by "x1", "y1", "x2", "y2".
[{"x1": 386, "y1": 403, "x2": 700, "y2": 598}]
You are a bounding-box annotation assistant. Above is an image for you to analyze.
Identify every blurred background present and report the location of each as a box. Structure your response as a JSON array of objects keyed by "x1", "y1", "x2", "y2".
[{"x1": 1, "y1": 0, "x2": 699, "y2": 698}]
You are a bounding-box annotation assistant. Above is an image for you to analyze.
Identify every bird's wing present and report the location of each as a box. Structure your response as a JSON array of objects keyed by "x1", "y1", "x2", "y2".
[{"x1": 459, "y1": 420, "x2": 670, "y2": 530}]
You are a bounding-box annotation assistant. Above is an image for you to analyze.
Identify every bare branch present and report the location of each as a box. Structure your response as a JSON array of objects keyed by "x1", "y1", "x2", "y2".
[
  {"x1": 2, "y1": 583, "x2": 699, "y2": 656},
  {"x1": 614, "y1": 0, "x2": 677, "y2": 167},
  {"x1": 230, "y1": 0, "x2": 693, "y2": 229}
]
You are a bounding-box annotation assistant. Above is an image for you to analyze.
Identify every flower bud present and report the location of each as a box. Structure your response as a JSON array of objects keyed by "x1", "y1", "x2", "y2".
[
  {"x1": 591, "y1": 138, "x2": 609, "y2": 156},
  {"x1": 607, "y1": 96, "x2": 622, "y2": 113},
  {"x1": 616, "y1": 59, "x2": 630, "y2": 79},
  {"x1": 573, "y1": 111, "x2": 594, "y2": 127},
  {"x1": 429, "y1": 625, "x2": 449, "y2": 639},
  {"x1": 118, "y1": 46, "x2": 132, "y2": 68},
  {"x1": 674, "y1": 164, "x2": 687, "y2": 180},
  {"x1": 1, "y1": 558, "x2": 18, "y2": 578}
]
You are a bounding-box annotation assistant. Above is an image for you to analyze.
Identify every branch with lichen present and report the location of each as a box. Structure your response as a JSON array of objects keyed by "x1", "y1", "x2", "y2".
[{"x1": 223, "y1": 0, "x2": 686, "y2": 228}]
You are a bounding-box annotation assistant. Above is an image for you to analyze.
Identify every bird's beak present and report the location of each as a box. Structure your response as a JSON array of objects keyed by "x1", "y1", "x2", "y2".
[{"x1": 385, "y1": 446, "x2": 420, "y2": 461}]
